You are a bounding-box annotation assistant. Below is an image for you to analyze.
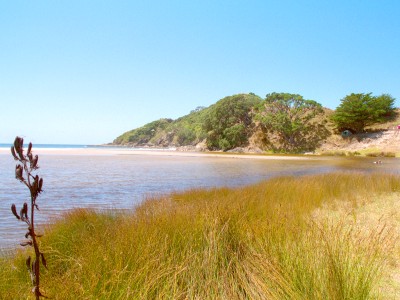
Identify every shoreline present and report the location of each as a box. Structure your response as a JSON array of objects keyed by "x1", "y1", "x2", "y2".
[{"x1": 0, "y1": 147, "x2": 310, "y2": 160}]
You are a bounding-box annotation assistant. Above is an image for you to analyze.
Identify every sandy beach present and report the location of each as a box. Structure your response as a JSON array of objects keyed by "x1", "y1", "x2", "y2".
[{"x1": 0, "y1": 147, "x2": 309, "y2": 160}]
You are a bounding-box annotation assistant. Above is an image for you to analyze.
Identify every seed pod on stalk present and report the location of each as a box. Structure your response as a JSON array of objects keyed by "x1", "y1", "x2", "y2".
[
  {"x1": 26, "y1": 256, "x2": 31, "y2": 270},
  {"x1": 20, "y1": 241, "x2": 33, "y2": 247},
  {"x1": 38, "y1": 178, "x2": 43, "y2": 193},
  {"x1": 11, "y1": 204, "x2": 20, "y2": 220},
  {"x1": 11, "y1": 146, "x2": 18, "y2": 160},
  {"x1": 15, "y1": 165, "x2": 24, "y2": 181},
  {"x1": 14, "y1": 137, "x2": 24, "y2": 161},
  {"x1": 10, "y1": 136, "x2": 47, "y2": 299},
  {"x1": 32, "y1": 176, "x2": 39, "y2": 197},
  {"x1": 30, "y1": 155, "x2": 39, "y2": 169},
  {"x1": 20, "y1": 207, "x2": 26, "y2": 221},
  {"x1": 27, "y1": 142, "x2": 32, "y2": 156}
]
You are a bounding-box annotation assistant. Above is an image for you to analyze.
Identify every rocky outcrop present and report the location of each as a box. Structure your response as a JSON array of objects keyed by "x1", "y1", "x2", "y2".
[
  {"x1": 176, "y1": 140, "x2": 208, "y2": 152},
  {"x1": 226, "y1": 146, "x2": 263, "y2": 154}
]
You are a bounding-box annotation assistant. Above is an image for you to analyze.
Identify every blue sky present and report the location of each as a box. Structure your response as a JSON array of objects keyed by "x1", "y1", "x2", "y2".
[{"x1": 1, "y1": 1, "x2": 399, "y2": 144}]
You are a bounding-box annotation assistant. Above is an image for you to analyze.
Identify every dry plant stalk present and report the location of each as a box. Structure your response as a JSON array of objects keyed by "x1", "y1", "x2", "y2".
[{"x1": 11, "y1": 137, "x2": 47, "y2": 299}]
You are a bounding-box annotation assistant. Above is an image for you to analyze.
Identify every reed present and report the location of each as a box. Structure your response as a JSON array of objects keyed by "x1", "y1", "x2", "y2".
[{"x1": 1, "y1": 172, "x2": 398, "y2": 299}]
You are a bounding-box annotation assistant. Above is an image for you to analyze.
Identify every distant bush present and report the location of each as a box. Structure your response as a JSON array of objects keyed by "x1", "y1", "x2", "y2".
[
  {"x1": 331, "y1": 93, "x2": 396, "y2": 133},
  {"x1": 347, "y1": 151, "x2": 361, "y2": 156},
  {"x1": 320, "y1": 151, "x2": 347, "y2": 156},
  {"x1": 320, "y1": 151, "x2": 363, "y2": 157},
  {"x1": 366, "y1": 151, "x2": 396, "y2": 157}
]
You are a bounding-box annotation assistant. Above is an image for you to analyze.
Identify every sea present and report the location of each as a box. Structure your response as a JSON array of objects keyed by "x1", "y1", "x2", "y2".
[{"x1": 1, "y1": 144, "x2": 399, "y2": 250}]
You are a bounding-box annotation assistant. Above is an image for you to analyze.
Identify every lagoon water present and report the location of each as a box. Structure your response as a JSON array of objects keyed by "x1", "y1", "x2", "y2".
[{"x1": 1, "y1": 146, "x2": 399, "y2": 249}]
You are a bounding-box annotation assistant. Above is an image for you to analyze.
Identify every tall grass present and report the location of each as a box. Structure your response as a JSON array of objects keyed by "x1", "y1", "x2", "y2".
[{"x1": 1, "y1": 172, "x2": 398, "y2": 299}]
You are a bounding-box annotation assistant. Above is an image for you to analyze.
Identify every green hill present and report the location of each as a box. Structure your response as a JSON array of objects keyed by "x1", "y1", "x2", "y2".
[
  {"x1": 115, "y1": 92, "x2": 400, "y2": 153},
  {"x1": 112, "y1": 92, "x2": 397, "y2": 153},
  {"x1": 112, "y1": 93, "x2": 263, "y2": 150}
]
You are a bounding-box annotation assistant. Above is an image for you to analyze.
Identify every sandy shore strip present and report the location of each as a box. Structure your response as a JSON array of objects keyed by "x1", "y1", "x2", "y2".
[{"x1": 0, "y1": 147, "x2": 312, "y2": 160}]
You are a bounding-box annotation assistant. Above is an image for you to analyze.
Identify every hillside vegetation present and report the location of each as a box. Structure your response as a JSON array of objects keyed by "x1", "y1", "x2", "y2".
[
  {"x1": 113, "y1": 93, "x2": 263, "y2": 150},
  {"x1": 112, "y1": 92, "x2": 398, "y2": 154},
  {"x1": 113, "y1": 93, "x2": 331, "y2": 152}
]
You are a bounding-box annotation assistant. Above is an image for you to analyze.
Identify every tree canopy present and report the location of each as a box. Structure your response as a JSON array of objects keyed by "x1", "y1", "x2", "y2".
[
  {"x1": 204, "y1": 94, "x2": 261, "y2": 150},
  {"x1": 254, "y1": 93, "x2": 326, "y2": 152},
  {"x1": 331, "y1": 93, "x2": 396, "y2": 133}
]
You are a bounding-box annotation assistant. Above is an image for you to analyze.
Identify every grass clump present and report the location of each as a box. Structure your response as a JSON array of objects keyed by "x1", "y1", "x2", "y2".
[
  {"x1": 319, "y1": 150, "x2": 361, "y2": 156},
  {"x1": 1, "y1": 173, "x2": 399, "y2": 299},
  {"x1": 365, "y1": 151, "x2": 396, "y2": 158}
]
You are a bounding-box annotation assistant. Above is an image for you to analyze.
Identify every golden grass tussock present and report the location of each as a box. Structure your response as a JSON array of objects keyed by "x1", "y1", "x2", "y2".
[{"x1": 1, "y1": 172, "x2": 399, "y2": 299}]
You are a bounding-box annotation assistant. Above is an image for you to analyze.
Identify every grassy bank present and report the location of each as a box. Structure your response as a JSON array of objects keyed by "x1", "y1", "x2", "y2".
[{"x1": 1, "y1": 173, "x2": 399, "y2": 299}]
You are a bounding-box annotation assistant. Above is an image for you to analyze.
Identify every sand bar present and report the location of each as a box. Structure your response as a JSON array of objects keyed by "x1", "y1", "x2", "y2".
[{"x1": 0, "y1": 147, "x2": 311, "y2": 160}]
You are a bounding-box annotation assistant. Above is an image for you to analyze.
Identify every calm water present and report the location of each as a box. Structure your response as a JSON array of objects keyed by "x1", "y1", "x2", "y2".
[{"x1": 1, "y1": 148, "x2": 399, "y2": 249}]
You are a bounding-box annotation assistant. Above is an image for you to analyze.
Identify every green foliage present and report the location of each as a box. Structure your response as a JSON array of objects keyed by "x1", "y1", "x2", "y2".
[
  {"x1": 113, "y1": 93, "x2": 261, "y2": 150},
  {"x1": 176, "y1": 126, "x2": 196, "y2": 145},
  {"x1": 114, "y1": 118, "x2": 173, "y2": 145},
  {"x1": 331, "y1": 93, "x2": 396, "y2": 133},
  {"x1": 113, "y1": 108, "x2": 210, "y2": 147},
  {"x1": 254, "y1": 93, "x2": 327, "y2": 152},
  {"x1": 171, "y1": 107, "x2": 209, "y2": 145},
  {"x1": 220, "y1": 124, "x2": 247, "y2": 151},
  {"x1": 204, "y1": 94, "x2": 262, "y2": 150}
]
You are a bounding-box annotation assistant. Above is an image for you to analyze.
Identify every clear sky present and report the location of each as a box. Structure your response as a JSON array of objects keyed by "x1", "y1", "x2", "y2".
[{"x1": 1, "y1": 1, "x2": 399, "y2": 144}]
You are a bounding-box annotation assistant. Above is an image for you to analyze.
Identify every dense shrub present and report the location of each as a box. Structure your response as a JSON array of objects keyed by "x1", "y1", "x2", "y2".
[{"x1": 331, "y1": 93, "x2": 396, "y2": 133}]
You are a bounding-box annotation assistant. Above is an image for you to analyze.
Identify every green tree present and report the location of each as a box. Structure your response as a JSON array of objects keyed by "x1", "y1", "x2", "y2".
[
  {"x1": 176, "y1": 126, "x2": 196, "y2": 145},
  {"x1": 254, "y1": 92, "x2": 326, "y2": 152},
  {"x1": 331, "y1": 93, "x2": 396, "y2": 133},
  {"x1": 203, "y1": 94, "x2": 261, "y2": 150}
]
